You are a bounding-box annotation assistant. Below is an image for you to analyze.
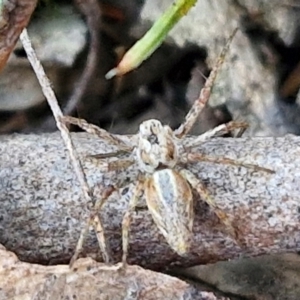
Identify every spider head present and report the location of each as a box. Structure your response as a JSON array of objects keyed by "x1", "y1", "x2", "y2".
[{"x1": 136, "y1": 119, "x2": 179, "y2": 173}]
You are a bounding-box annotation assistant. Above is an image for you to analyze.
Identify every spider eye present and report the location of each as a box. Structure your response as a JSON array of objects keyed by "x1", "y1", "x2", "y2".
[{"x1": 147, "y1": 134, "x2": 159, "y2": 144}]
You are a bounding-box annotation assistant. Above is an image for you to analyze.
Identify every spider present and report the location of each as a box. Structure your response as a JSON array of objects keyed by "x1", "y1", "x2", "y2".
[{"x1": 63, "y1": 28, "x2": 274, "y2": 268}]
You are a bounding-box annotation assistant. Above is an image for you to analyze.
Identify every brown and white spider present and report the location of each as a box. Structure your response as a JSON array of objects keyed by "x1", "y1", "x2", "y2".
[{"x1": 63, "y1": 29, "x2": 274, "y2": 267}]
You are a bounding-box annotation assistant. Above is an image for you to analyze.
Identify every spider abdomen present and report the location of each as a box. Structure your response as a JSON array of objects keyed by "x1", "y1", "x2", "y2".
[{"x1": 145, "y1": 169, "x2": 194, "y2": 256}]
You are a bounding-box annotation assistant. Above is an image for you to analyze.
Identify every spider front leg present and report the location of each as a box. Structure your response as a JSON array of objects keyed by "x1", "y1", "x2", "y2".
[
  {"x1": 175, "y1": 28, "x2": 238, "y2": 139},
  {"x1": 179, "y1": 169, "x2": 240, "y2": 243},
  {"x1": 183, "y1": 121, "x2": 248, "y2": 149},
  {"x1": 61, "y1": 116, "x2": 132, "y2": 152},
  {"x1": 184, "y1": 153, "x2": 274, "y2": 174},
  {"x1": 87, "y1": 155, "x2": 135, "y2": 172},
  {"x1": 69, "y1": 185, "x2": 115, "y2": 268},
  {"x1": 121, "y1": 179, "x2": 144, "y2": 268}
]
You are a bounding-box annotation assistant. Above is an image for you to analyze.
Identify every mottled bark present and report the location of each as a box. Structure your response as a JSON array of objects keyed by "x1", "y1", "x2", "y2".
[
  {"x1": 0, "y1": 132, "x2": 299, "y2": 269},
  {"x1": 0, "y1": 0, "x2": 37, "y2": 71},
  {"x1": 1, "y1": 245, "x2": 220, "y2": 300}
]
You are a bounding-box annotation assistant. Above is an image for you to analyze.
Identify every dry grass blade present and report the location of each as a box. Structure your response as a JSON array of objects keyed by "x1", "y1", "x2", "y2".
[{"x1": 19, "y1": 29, "x2": 110, "y2": 265}]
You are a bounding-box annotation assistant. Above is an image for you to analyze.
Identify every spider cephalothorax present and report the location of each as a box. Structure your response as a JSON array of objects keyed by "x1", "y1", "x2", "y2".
[{"x1": 136, "y1": 120, "x2": 179, "y2": 173}]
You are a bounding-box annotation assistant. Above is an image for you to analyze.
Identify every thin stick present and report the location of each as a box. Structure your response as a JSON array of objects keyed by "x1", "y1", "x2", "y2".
[
  {"x1": 19, "y1": 29, "x2": 110, "y2": 266},
  {"x1": 63, "y1": 0, "x2": 101, "y2": 116}
]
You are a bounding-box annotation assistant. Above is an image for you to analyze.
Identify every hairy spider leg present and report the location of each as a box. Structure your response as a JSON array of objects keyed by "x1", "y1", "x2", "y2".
[
  {"x1": 69, "y1": 185, "x2": 116, "y2": 268},
  {"x1": 182, "y1": 153, "x2": 274, "y2": 174},
  {"x1": 179, "y1": 169, "x2": 239, "y2": 242},
  {"x1": 182, "y1": 121, "x2": 248, "y2": 149},
  {"x1": 175, "y1": 28, "x2": 238, "y2": 138},
  {"x1": 121, "y1": 179, "x2": 144, "y2": 267},
  {"x1": 62, "y1": 116, "x2": 132, "y2": 151}
]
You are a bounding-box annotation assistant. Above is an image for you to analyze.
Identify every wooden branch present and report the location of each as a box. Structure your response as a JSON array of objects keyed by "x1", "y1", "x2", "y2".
[
  {"x1": 1, "y1": 245, "x2": 225, "y2": 300},
  {"x1": 0, "y1": 0, "x2": 37, "y2": 71},
  {"x1": 63, "y1": 0, "x2": 101, "y2": 116},
  {"x1": 0, "y1": 132, "x2": 298, "y2": 269}
]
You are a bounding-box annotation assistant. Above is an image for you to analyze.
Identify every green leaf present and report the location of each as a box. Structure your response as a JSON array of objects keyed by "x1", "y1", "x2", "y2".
[{"x1": 106, "y1": 0, "x2": 197, "y2": 79}]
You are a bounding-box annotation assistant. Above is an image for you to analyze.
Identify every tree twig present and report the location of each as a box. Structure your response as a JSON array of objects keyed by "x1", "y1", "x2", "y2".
[
  {"x1": 0, "y1": 0, "x2": 37, "y2": 71},
  {"x1": 0, "y1": 132, "x2": 298, "y2": 269},
  {"x1": 62, "y1": 0, "x2": 102, "y2": 116},
  {"x1": 1, "y1": 244, "x2": 221, "y2": 300}
]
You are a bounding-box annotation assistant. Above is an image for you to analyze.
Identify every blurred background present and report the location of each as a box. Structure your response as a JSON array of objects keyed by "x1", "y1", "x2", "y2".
[{"x1": 1, "y1": 0, "x2": 300, "y2": 137}]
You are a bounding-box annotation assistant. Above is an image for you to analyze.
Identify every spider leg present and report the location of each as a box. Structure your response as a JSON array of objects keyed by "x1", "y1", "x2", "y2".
[
  {"x1": 89, "y1": 151, "x2": 130, "y2": 159},
  {"x1": 121, "y1": 179, "x2": 144, "y2": 268},
  {"x1": 175, "y1": 28, "x2": 238, "y2": 139},
  {"x1": 234, "y1": 124, "x2": 247, "y2": 138},
  {"x1": 183, "y1": 121, "x2": 248, "y2": 148},
  {"x1": 179, "y1": 169, "x2": 239, "y2": 242},
  {"x1": 69, "y1": 185, "x2": 115, "y2": 268},
  {"x1": 183, "y1": 153, "x2": 274, "y2": 174},
  {"x1": 61, "y1": 116, "x2": 132, "y2": 151},
  {"x1": 107, "y1": 159, "x2": 135, "y2": 171},
  {"x1": 87, "y1": 156, "x2": 135, "y2": 172}
]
